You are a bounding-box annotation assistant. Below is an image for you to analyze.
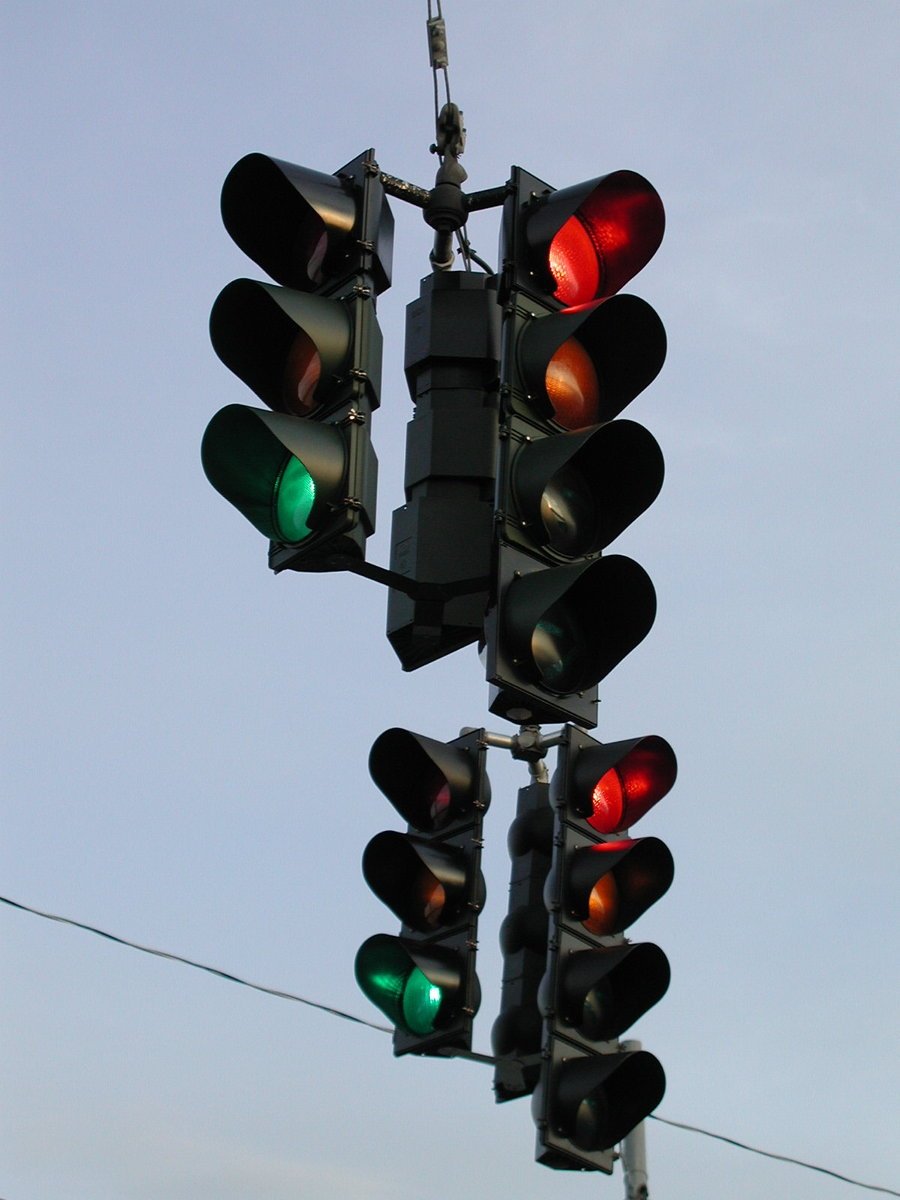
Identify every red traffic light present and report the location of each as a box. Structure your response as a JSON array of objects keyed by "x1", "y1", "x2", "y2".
[
  {"x1": 525, "y1": 170, "x2": 665, "y2": 306},
  {"x1": 569, "y1": 734, "x2": 677, "y2": 834}
]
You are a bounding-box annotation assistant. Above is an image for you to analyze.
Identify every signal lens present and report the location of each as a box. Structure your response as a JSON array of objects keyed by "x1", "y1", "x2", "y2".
[
  {"x1": 418, "y1": 874, "x2": 448, "y2": 928},
  {"x1": 545, "y1": 336, "x2": 601, "y2": 430},
  {"x1": 281, "y1": 328, "x2": 322, "y2": 416},
  {"x1": 402, "y1": 967, "x2": 445, "y2": 1035},
  {"x1": 273, "y1": 454, "x2": 316, "y2": 542},
  {"x1": 573, "y1": 1094, "x2": 609, "y2": 1152},
  {"x1": 541, "y1": 463, "x2": 597, "y2": 557},
  {"x1": 585, "y1": 871, "x2": 620, "y2": 936},
  {"x1": 549, "y1": 216, "x2": 601, "y2": 306},
  {"x1": 588, "y1": 769, "x2": 625, "y2": 834},
  {"x1": 532, "y1": 603, "x2": 585, "y2": 692},
  {"x1": 429, "y1": 781, "x2": 452, "y2": 826}
]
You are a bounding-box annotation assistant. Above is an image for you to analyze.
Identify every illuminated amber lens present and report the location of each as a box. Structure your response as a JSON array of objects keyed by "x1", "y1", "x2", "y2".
[
  {"x1": 588, "y1": 769, "x2": 626, "y2": 834},
  {"x1": 549, "y1": 216, "x2": 602, "y2": 306},
  {"x1": 584, "y1": 871, "x2": 619, "y2": 936},
  {"x1": 418, "y1": 875, "x2": 447, "y2": 927},
  {"x1": 281, "y1": 329, "x2": 322, "y2": 416},
  {"x1": 545, "y1": 337, "x2": 601, "y2": 430}
]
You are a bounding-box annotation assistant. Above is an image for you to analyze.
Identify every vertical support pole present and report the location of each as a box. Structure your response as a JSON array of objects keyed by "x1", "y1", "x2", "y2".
[{"x1": 620, "y1": 1039, "x2": 650, "y2": 1200}]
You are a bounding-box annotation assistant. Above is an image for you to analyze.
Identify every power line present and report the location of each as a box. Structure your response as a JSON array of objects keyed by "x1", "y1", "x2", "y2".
[
  {"x1": 0, "y1": 893, "x2": 389, "y2": 1034},
  {"x1": 3, "y1": 891, "x2": 898, "y2": 1197},
  {"x1": 649, "y1": 1115, "x2": 900, "y2": 1196}
]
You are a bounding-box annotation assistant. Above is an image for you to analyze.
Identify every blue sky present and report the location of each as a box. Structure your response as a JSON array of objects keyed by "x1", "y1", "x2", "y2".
[{"x1": 2, "y1": 3, "x2": 898, "y2": 1198}]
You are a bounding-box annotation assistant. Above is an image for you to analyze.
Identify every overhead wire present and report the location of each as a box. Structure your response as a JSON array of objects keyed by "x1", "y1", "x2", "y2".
[{"x1": 3, "y1": 891, "x2": 898, "y2": 1197}]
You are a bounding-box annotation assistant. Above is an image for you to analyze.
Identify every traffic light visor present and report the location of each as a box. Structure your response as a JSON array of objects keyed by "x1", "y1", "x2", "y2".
[
  {"x1": 502, "y1": 556, "x2": 656, "y2": 695},
  {"x1": 355, "y1": 935, "x2": 470, "y2": 1037},
  {"x1": 220, "y1": 154, "x2": 358, "y2": 291},
  {"x1": 519, "y1": 295, "x2": 666, "y2": 430},
  {"x1": 511, "y1": 420, "x2": 664, "y2": 560},
  {"x1": 574, "y1": 736, "x2": 677, "y2": 833},
  {"x1": 369, "y1": 728, "x2": 489, "y2": 831},
  {"x1": 362, "y1": 831, "x2": 479, "y2": 932},
  {"x1": 550, "y1": 1050, "x2": 665, "y2": 1151},
  {"x1": 201, "y1": 405, "x2": 346, "y2": 543},
  {"x1": 210, "y1": 280, "x2": 353, "y2": 417},
  {"x1": 527, "y1": 171, "x2": 665, "y2": 306},
  {"x1": 568, "y1": 838, "x2": 674, "y2": 936}
]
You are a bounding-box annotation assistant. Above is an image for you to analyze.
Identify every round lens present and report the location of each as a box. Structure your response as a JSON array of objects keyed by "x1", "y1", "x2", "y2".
[
  {"x1": 573, "y1": 1092, "x2": 608, "y2": 1151},
  {"x1": 541, "y1": 463, "x2": 597, "y2": 556},
  {"x1": 587, "y1": 768, "x2": 625, "y2": 834},
  {"x1": 274, "y1": 454, "x2": 316, "y2": 542},
  {"x1": 281, "y1": 329, "x2": 322, "y2": 416},
  {"x1": 545, "y1": 337, "x2": 601, "y2": 430},
  {"x1": 416, "y1": 874, "x2": 447, "y2": 928},
  {"x1": 401, "y1": 966, "x2": 444, "y2": 1035},
  {"x1": 548, "y1": 215, "x2": 602, "y2": 306},
  {"x1": 584, "y1": 871, "x2": 619, "y2": 936},
  {"x1": 532, "y1": 602, "x2": 585, "y2": 692},
  {"x1": 581, "y1": 976, "x2": 615, "y2": 1042}
]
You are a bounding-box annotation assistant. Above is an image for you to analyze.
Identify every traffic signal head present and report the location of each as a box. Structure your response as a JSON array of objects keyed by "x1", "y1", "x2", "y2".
[
  {"x1": 356, "y1": 728, "x2": 490, "y2": 1056},
  {"x1": 532, "y1": 726, "x2": 675, "y2": 1172},
  {"x1": 486, "y1": 165, "x2": 667, "y2": 729},
  {"x1": 486, "y1": 550, "x2": 657, "y2": 728},
  {"x1": 203, "y1": 150, "x2": 391, "y2": 572}
]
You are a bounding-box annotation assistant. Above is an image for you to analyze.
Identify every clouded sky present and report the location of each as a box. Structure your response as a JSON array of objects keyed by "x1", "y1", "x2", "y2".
[{"x1": 2, "y1": 2, "x2": 898, "y2": 1198}]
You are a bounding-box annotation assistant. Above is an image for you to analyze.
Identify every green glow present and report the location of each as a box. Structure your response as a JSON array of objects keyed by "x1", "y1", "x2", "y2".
[
  {"x1": 274, "y1": 454, "x2": 316, "y2": 542},
  {"x1": 400, "y1": 967, "x2": 444, "y2": 1035}
]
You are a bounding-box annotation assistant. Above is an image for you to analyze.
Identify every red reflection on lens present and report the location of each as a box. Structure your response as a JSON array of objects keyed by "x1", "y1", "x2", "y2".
[
  {"x1": 281, "y1": 329, "x2": 322, "y2": 415},
  {"x1": 429, "y1": 781, "x2": 452, "y2": 825}
]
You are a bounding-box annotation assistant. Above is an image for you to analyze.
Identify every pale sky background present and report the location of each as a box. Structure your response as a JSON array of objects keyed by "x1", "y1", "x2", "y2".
[{"x1": 2, "y1": 3, "x2": 898, "y2": 1198}]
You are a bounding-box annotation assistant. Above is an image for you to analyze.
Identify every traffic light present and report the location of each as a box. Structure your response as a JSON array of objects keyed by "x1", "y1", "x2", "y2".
[
  {"x1": 386, "y1": 271, "x2": 500, "y2": 670},
  {"x1": 533, "y1": 725, "x2": 676, "y2": 1172},
  {"x1": 491, "y1": 776, "x2": 554, "y2": 1102},
  {"x1": 355, "y1": 727, "x2": 490, "y2": 1055},
  {"x1": 202, "y1": 150, "x2": 393, "y2": 572},
  {"x1": 485, "y1": 166, "x2": 667, "y2": 728}
]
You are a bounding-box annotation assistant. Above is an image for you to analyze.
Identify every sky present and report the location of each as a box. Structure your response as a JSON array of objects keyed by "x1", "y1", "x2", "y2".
[{"x1": 2, "y1": 2, "x2": 898, "y2": 1198}]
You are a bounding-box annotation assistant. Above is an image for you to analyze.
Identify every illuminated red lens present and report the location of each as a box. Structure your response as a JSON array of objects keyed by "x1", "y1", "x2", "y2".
[
  {"x1": 281, "y1": 329, "x2": 322, "y2": 415},
  {"x1": 586, "y1": 741, "x2": 676, "y2": 833},
  {"x1": 549, "y1": 216, "x2": 601, "y2": 307},
  {"x1": 575, "y1": 180, "x2": 664, "y2": 299},
  {"x1": 545, "y1": 337, "x2": 601, "y2": 429},
  {"x1": 588, "y1": 769, "x2": 625, "y2": 834}
]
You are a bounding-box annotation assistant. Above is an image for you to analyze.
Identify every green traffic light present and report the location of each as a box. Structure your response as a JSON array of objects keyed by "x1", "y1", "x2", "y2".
[
  {"x1": 400, "y1": 966, "x2": 444, "y2": 1035},
  {"x1": 202, "y1": 403, "x2": 347, "y2": 546},
  {"x1": 274, "y1": 454, "x2": 316, "y2": 542},
  {"x1": 355, "y1": 934, "x2": 461, "y2": 1038}
]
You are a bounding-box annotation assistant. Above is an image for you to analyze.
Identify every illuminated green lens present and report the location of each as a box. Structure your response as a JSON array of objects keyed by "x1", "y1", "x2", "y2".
[
  {"x1": 401, "y1": 967, "x2": 444, "y2": 1035},
  {"x1": 274, "y1": 454, "x2": 316, "y2": 542}
]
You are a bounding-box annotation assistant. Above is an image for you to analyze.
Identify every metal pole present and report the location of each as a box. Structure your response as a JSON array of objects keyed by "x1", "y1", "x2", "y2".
[{"x1": 620, "y1": 1039, "x2": 650, "y2": 1200}]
